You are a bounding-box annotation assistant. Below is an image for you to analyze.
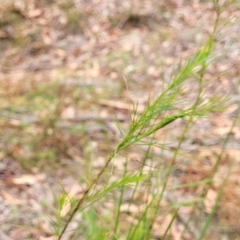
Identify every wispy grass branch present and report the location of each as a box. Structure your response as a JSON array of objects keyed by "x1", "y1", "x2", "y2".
[{"x1": 56, "y1": 1, "x2": 236, "y2": 236}]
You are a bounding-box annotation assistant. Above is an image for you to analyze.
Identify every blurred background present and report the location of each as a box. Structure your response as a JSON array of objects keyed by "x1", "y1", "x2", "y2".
[{"x1": 0, "y1": 0, "x2": 240, "y2": 239}]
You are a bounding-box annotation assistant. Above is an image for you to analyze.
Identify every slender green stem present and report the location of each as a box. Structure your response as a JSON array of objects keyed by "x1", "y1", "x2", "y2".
[
  {"x1": 113, "y1": 158, "x2": 128, "y2": 238},
  {"x1": 58, "y1": 151, "x2": 116, "y2": 240}
]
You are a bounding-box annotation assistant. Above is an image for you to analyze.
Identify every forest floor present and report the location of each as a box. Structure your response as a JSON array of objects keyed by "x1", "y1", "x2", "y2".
[{"x1": 0, "y1": 1, "x2": 240, "y2": 239}]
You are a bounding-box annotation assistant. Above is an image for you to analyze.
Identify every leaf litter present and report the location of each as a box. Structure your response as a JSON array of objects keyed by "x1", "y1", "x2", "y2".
[{"x1": 0, "y1": 0, "x2": 240, "y2": 239}]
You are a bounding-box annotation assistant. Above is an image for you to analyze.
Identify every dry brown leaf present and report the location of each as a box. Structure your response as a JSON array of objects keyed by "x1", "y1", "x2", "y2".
[
  {"x1": 27, "y1": 8, "x2": 42, "y2": 18},
  {"x1": 233, "y1": 126, "x2": 240, "y2": 140},
  {"x1": 213, "y1": 126, "x2": 232, "y2": 136},
  {"x1": 61, "y1": 107, "x2": 76, "y2": 119},
  {"x1": 39, "y1": 236, "x2": 57, "y2": 240},
  {"x1": 204, "y1": 188, "x2": 217, "y2": 214},
  {"x1": 170, "y1": 221, "x2": 182, "y2": 240},
  {"x1": 12, "y1": 174, "x2": 45, "y2": 185},
  {"x1": 120, "y1": 203, "x2": 139, "y2": 214},
  {"x1": 41, "y1": 30, "x2": 53, "y2": 45},
  {"x1": 211, "y1": 115, "x2": 232, "y2": 127},
  {"x1": 99, "y1": 99, "x2": 145, "y2": 113},
  {"x1": 1, "y1": 190, "x2": 23, "y2": 205}
]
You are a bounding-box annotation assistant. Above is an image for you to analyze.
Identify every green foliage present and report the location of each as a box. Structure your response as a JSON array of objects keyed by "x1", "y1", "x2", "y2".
[{"x1": 57, "y1": 32, "x2": 229, "y2": 239}]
